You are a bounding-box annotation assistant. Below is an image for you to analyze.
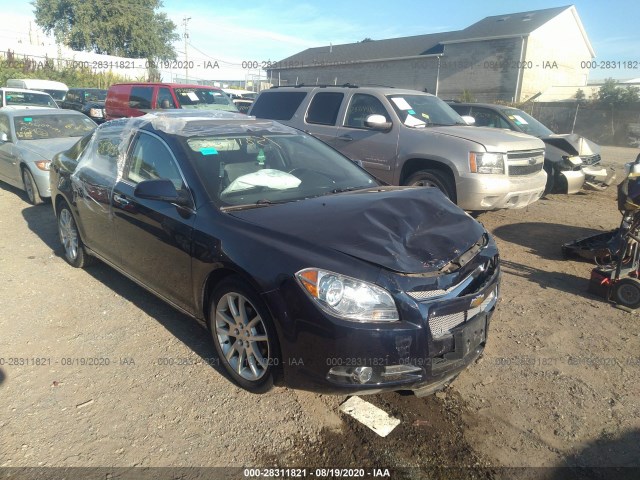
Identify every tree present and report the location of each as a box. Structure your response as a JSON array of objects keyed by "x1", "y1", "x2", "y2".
[
  {"x1": 360, "y1": 38, "x2": 373, "y2": 43},
  {"x1": 33, "y1": 0, "x2": 179, "y2": 60},
  {"x1": 597, "y1": 78, "x2": 624, "y2": 105},
  {"x1": 574, "y1": 88, "x2": 586, "y2": 103}
]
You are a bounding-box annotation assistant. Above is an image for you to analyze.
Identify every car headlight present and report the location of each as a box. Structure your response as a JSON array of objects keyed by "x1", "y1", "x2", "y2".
[
  {"x1": 563, "y1": 155, "x2": 583, "y2": 169},
  {"x1": 34, "y1": 161, "x2": 51, "y2": 171},
  {"x1": 89, "y1": 108, "x2": 104, "y2": 118},
  {"x1": 296, "y1": 268, "x2": 399, "y2": 322},
  {"x1": 469, "y1": 152, "x2": 505, "y2": 174}
]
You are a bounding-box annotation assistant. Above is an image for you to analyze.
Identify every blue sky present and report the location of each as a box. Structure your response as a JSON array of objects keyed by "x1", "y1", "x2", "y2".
[{"x1": 2, "y1": 0, "x2": 640, "y2": 82}]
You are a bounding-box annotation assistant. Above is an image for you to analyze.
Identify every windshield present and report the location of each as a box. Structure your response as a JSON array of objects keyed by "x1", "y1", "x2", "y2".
[
  {"x1": 84, "y1": 89, "x2": 107, "y2": 102},
  {"x1": 14, "y1": 114, "x2": 96, "y2": 140},
  {"x1": 175, "y1": 88, "x2": 238, "y2": 112},
  {"x1": 387, "y1": 94, "x2": 466, "y2": 127},
  {"x1": 44, "y1": 90, "x2": 66, "y2": 101},
  {"x1": 5, "y1": 90, "x2": 57, "y2": 108},
  {"x1": 186, "y1": 133, "x2": 378, "y2": 208},
  {"x1": 501, "y1": 108, "x2": 554, "y2": 137}
]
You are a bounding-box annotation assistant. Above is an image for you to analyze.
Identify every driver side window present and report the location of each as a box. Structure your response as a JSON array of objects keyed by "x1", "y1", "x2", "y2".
[
  {"x1": 344, "y1": 94, "x2": 390, "y2": 129},
  {"x1": 126, "y1": 134, "x2": 184, "y2": 190}
]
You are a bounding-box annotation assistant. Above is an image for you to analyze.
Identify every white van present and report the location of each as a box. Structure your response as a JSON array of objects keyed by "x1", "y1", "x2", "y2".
[{"x1": 6, "y1": 79, "x2": 68, "y2": 102}]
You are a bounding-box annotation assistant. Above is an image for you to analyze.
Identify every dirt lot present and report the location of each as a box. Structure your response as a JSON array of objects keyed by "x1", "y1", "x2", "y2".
[{"x1": 0, "y1": 146, "x2": 639, "y2": 479}]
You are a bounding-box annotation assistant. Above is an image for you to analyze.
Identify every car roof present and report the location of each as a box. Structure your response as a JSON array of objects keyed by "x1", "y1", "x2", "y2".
[
  {"x1": 0, "y1": 107, "x2": 85, "y2": 116},
  {"x1": 69, "y1": 87, "x2": 107, "y2": 92},
  {"x1": 99, "y1": 110, "x2": 297, "y2": 138},
  {"x1": 266, "y1": 85, "x2": 436, "y2": 97},
  {"x1": 109, "y1": 83, "x2": 223, "y2": 90},
  {"x1": 0, "y1": 87, "x2": 54, "y2": 95}
]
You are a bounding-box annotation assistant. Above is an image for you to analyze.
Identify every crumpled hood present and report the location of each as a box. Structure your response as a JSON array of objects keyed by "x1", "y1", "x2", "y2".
[
  {"x1": 542, "y1": 133, "x2": 600, "y2": 156},
  {"x1": 18, "y1": 137, "x2": 82, "y2": 160},
  {"x1": 228, "y1": 187, "x2": 486, "y2": 274},
  {"x1": 430, "y1": 125, "x2": 544, "y2": 151}
]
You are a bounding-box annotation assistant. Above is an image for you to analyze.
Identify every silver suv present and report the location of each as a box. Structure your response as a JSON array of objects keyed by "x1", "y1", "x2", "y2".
[{"x1": 250, "y1": 86, "x2": 547, "y2": 211}]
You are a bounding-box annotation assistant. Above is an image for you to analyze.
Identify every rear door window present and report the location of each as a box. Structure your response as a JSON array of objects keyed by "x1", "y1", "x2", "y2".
[
  {"x1": 306, "y1": 92, "x2": 344, "y2": 125},
  {"x1": 250, "y1": 92, "x2": 307, "y2": 120},
  {"x1": 129, "y1": 86, "x2": 153, "y2": 109}
]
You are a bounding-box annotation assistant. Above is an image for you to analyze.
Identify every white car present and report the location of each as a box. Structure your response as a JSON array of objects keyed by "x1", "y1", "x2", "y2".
[
  {"x1": 0, "y1": 107, "x2": 96, "y2": 204},
  {"x1": 0, "y1": 87, "x2": 59, "y2": 109}
]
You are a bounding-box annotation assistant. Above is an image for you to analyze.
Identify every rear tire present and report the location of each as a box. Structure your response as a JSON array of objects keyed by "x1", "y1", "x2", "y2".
[
  {"x1": 22, "y1": 168, "x2": 43, "y2": 205},
  {"x1": 406, "y1": 169, "x2": 456, "y2": 202},
  {"x1": 57, "y1": 201, "x2": 93, "y2": 268}
]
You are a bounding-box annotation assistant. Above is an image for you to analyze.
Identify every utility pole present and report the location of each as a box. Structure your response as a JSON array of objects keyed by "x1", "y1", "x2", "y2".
[{"x1": 183, "y1": 16, "x2": 191, "y2": 83}]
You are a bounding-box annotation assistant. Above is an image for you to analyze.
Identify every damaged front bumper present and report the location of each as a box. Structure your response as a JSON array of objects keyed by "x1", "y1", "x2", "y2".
[
  {"x1": 269, "y1": 240, "x2": 500, "y2": 396},
  {"x1": 582, "y1": 165, "x2": 616, "y2": 191}
]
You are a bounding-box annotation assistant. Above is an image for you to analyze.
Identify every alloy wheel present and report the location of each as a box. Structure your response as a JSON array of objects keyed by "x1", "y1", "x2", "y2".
[
  {"x1": 58, "y1": 208, "x2": 79, "y2": 261},
  {"x1": 214, "y1": 292, "x2": 270, "y2": 381}
]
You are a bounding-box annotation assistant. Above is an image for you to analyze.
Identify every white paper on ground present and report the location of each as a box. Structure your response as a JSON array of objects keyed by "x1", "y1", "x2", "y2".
[{"x1": 339, "y1": 396, "x2": 401, "y2": 437}]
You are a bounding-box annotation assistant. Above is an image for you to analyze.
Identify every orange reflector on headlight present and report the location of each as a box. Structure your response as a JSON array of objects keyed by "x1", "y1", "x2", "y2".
[
  {"x1": 469, "y1": 152, "x2": 477, "y2": 173},
  {"x1": 298, "y1": 270, "x2": 318, "y2": 297}
]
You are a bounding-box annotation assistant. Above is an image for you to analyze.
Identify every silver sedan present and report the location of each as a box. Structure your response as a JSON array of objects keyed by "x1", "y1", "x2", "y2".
[{"x1": 0, "y1": 107, "x2": 96, "y2": 205}]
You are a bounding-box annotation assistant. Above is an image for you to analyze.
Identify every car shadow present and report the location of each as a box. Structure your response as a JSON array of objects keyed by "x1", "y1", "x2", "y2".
[
  {"x1": 0, "y1": 367, "x2": 5, "y2": 386},
  {"x1": 492, "y1": 222, "x2": 608, "y2": 260},
  {"x1": 21, "y1": 202, "x2": 61, "y2": 252},
  {"x1": 0, "y1": 181, "x2": 27, "y2": 201},
  {"x1": 500, "y1": 259, "x2": 596, "y2": 299},
  {"x1": 20, "y1": 202, "x2": 230, "y2": 381},
  {"x1": 548, "y1": 429, "x2": 640, "y2": 479}
]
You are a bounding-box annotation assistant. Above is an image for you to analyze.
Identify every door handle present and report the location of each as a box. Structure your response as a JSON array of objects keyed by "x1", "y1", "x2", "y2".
[
  {"x1": 338, "y1": 134, "x2": 353, "y2": 141},
  {"x1": 112, "y1": 193, "x2": 130, "y2": 207}
]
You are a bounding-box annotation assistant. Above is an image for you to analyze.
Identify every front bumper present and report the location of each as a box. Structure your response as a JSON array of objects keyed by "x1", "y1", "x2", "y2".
[
  {"x1": 265, "y1": 249, "x2": 500, "y2": 395},
  {"x1": 30, "y1": 166, "x2": 51, "y2": 198},
  {"x1": 560, "y1": 169, "x2": 586, "y2": 194},
  {"x1": 456, "y1": 170, "x2": 546, "y2": 210}
]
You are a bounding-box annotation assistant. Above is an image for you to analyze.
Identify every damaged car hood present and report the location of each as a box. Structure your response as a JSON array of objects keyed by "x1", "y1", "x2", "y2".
[
  {"x1": 542, "y1": 134, "x2": 600, "y2": 156},
  {"x1": 228, "y1": 187, "x2": 486, "y2": 274}
]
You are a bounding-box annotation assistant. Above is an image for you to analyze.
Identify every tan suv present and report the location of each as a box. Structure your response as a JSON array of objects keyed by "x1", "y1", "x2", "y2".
[{"x1": 250, "y1": 86, "x2": 547, "y2": 211}]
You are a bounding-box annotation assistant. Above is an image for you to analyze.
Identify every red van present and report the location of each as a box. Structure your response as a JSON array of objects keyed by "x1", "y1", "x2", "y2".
[{"x1": 105, "y1": 83, "x2": 238, "y2": 120}]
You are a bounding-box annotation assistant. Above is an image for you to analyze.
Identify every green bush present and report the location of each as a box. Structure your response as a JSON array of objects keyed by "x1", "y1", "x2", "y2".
[{"x1": 0, "y1": 51, "x2": 130, "y2": 89}]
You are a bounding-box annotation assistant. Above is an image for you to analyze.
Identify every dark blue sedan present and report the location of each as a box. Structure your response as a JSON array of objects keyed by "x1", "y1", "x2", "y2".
[{"x1": 50, "y1": 111, "x2": 500, "y2": 395}]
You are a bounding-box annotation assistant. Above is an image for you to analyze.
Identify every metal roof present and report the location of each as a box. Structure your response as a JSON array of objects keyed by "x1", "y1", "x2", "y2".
[{"x1": 275, "y1": 5, "x2": 583, "y2": 68}]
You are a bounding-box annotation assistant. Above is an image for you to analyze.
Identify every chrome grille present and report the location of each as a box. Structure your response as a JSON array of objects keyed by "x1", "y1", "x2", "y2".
[
  {"x1": 429, "y1": 312, "x2": 466, "y2": 338},
  {"x1": 507, "y1": 149, "x2": 544, "y2": 176},
  {"x1": 509, "y1": 163, "x2": 544, "y2": 176},
  {"x1": 580, "y1": 154, "x2": 601, "y2": 166},
  {"x1": 428, "y1": 288, "x2": 497, "y2": 338},
  {"x1": 408, "y1": 288, "x2": 447, "y2": 300}
]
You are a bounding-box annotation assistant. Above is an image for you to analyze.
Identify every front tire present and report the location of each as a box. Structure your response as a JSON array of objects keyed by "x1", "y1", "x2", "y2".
[
  {"x1": 22, "y1": 168, "x2": 43, "y2": 205},
  {"x1": 406, "y1": 169, "x2": 456, "y2": 202},
  {"x1": 209, "y1": 277, "x2": 280, "y2": 393},
  {"x1": 57, "y1": 202, "x2": 92, "y2": 268}
]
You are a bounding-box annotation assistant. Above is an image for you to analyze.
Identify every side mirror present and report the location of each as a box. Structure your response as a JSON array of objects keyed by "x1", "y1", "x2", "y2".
[
  {"x1": 134, "y1": 179, "x2": 191, "y2": 207},
  {"x1": 364, "y1": 114, "x2": 392, "y2": 131},
  {"x1": 462, "y1": 115, "x2": 476, "y2": 126},
  {"x1": 0, "y1": 132, "x2": 8, "y2": 143}
]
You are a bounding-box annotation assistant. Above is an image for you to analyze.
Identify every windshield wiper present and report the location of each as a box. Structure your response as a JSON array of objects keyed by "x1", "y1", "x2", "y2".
[{"x1": 330, "y1": 186, "x2": 364, "y2": 194}]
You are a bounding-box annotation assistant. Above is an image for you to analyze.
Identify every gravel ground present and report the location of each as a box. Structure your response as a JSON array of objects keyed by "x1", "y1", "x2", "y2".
[{"x1": 0, "y1": 146, "x2": 639, "y2": 478}]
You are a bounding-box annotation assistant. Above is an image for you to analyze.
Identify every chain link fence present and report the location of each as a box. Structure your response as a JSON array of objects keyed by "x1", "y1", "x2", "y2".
[{"x1": 524, "y1": 102, "x2": 640, "y2": 148}]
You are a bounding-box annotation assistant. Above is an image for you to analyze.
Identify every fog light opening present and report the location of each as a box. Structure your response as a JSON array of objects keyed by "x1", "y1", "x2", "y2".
[{"x1": 353, "y1": 366, "x2": 373, "y2": 384}]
